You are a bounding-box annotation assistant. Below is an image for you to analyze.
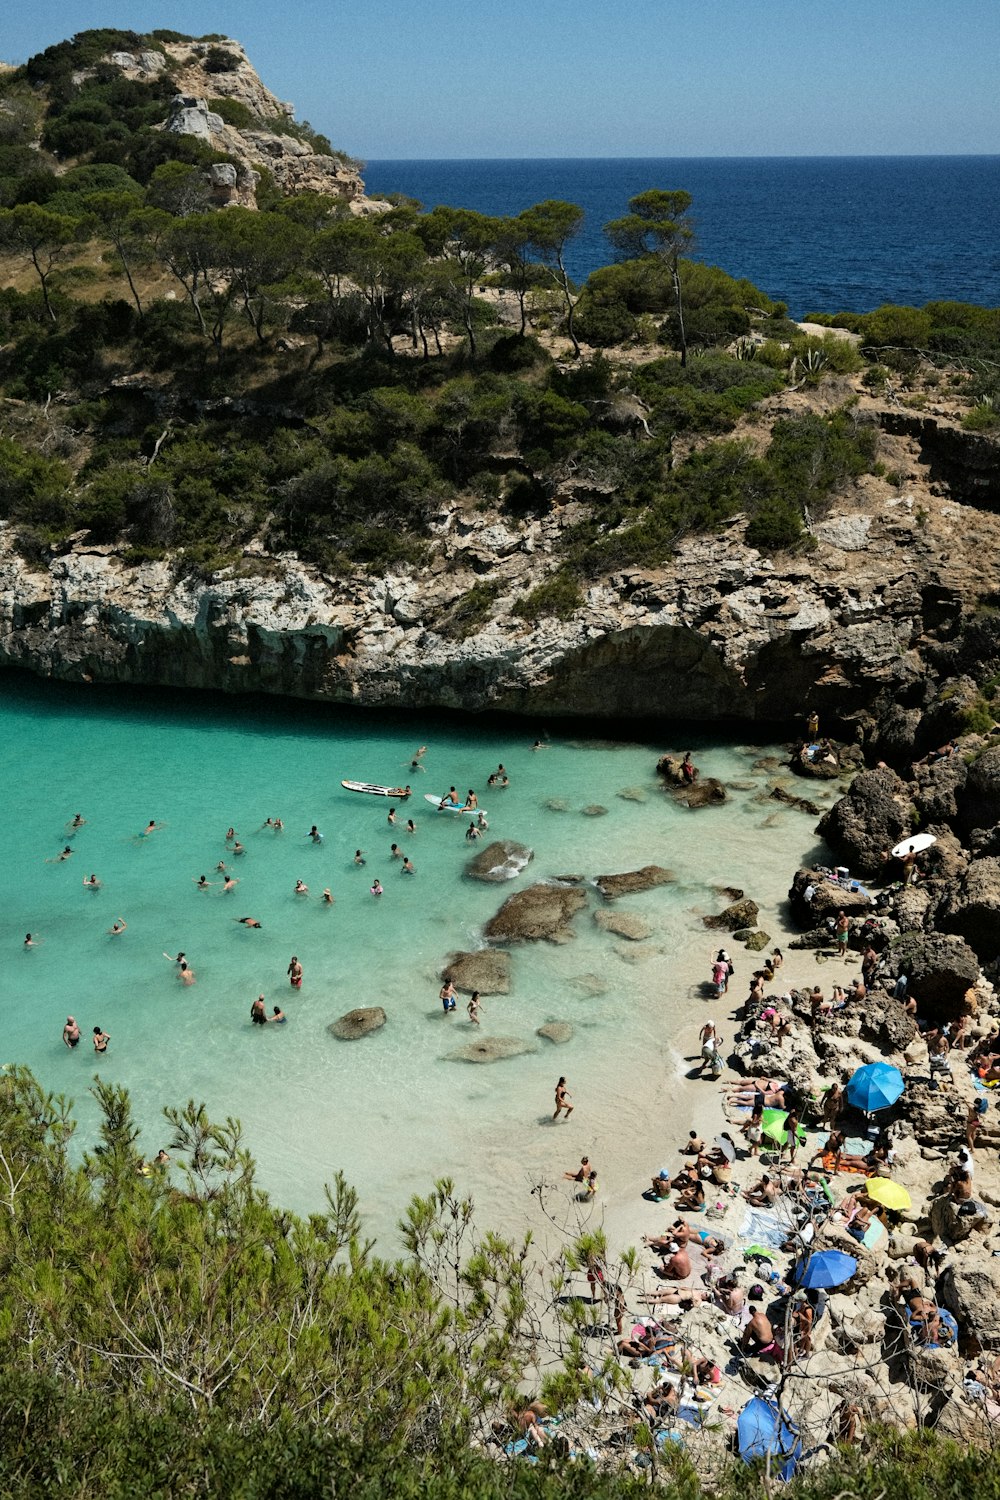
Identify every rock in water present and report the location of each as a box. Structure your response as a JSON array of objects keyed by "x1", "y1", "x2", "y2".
[
  {"x1": 442, "y1": 950, "x2": 511, "y2": 995},
  {"x1": 581, "y1": 804, "x2": 608, "y2": 817},
  {"x1": 329, "y1": 1007, "x2": 386, "y2": 1040},
  {"x1": 594, "y1": 866, "x2": 674, "y2": 898},
  {"x1": 617, "y1": 786, "x2": 648, "y2": 802},
  {"x1": 465, "y1": 840, "x2": 533, "y2": 882},
  {"x1": 670, "y1": 778, "x2": 727, "y2": 808},
  {"x1": 703, "y1": 898, "x2": 760, "y2": 931},
  {"x1": 594, "y1": 909, "x2": 653, "y2": 941},
  {"x1": 447, "y1": 1036, "x2": 536, "y2": 1063},
  {"x1": 742, "y1": 929, "x2": 772, "y2": 952},
  {"x1": 484, "y1": 883, "x2": 587, "y2": 943},
  {"x1": 537, "y1": 1022, "x2": 573, "y2": 1044}
]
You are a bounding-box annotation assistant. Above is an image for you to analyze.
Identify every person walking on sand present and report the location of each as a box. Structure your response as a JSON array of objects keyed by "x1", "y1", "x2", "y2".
[
  {"x1": 287, "y1": 956, "x2": 303, "y2": 990},
  {"x1": 62, "y1": 1016, "x2": 81, "y2": 1049},
  {"x1": 467, "y1": 991, "x2": 483, "y2": 1025},
  {"x1": 564, "y1": 1156, "x2": 592, "y2": 1182},
  {"x1": 698, "y1": 1019, "x2": 720, "y2": 1074},
  {"x1": 554, "y1": 1077, "x2": 574, "y2": 1121}
]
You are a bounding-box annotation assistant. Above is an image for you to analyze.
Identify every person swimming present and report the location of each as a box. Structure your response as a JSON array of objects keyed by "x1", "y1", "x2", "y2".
[
  {"x1": 93, "y1": 1026, "x2": 110, "y2": 1052},
  {"x1": 62, "y1": 1016, "x2": 81, "y2": 1048},
  {"x1": 194, "y1": 875, "x2": 213, "y2": 890},
  {"x1": 370, "y1": 878, "x2": 383, "y2": 897},
  {"x1": 138, "y1": 820, "x2": 165, "y2": 838},
  {"x1": 108, "y1": 917, "x2": 127, "y2": 936},
  {"x1": 322, "y1": 888, "x2": 334, "y2": 905},
  {"x1": 307, "y1": 825, "x2": 323, "y2": 843},
  {"x1": 178, "y1": 961, "x2": 195, "y2": 985},
  {"x1": 401, "y1": 856, "x2": 415, "y2": 875},
  {"x1": 221, "y1": 875, "x2": 239, "y2": 892},
  {"x1": 83, "y1": 873, "x2": 101, "y2": 888},
  {"x1": 294, "y1": 879, "x2": 309, "y2": 896},
  {"x1": 236, "y1": 917, "x2": 262, "y2": 928},
  {"x1": 269, "y1": 1006, "x2": 287, "y2": 1024},
  {"x1": 406, "y1": 819, "x2": 416, "y2": 834}
]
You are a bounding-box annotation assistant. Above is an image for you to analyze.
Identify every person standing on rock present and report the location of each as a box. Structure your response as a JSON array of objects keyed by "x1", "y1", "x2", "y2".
[
  {"x1": 806, "y1": 711, "x2": 819, "y2": 739},
  {"x1": 553, "y1": 1077, "x2": 574, "y2": 1121},
  {"x1": 835, "y1": 910, "x2": 850, "y2": 958}
]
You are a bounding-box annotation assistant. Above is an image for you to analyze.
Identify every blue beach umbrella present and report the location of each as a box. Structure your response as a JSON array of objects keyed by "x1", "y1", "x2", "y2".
[
  {"x1": 846, "y1": 1061, "x2": 904, "y2": 1113},
  {"x1": 790, "y1": 1249, "x2": 857, "y2": 1290},
  {"x1": 737, "y1": 1398, "x2": 802, "y2": 1480}
]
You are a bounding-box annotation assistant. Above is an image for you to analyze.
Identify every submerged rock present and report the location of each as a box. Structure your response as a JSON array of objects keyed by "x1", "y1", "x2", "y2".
[
  {"x1": 769, "y1": 784, "x2": 822, "y2": 816},
  {"x1": 537, "y1": 1022, "x2": 573, "y2": 1044},
  {"x1": 594, "y1": 865, "x2": 674, "y2": 898},
  {"x1": 581, "y1": 804, "x2": 608, "y2": 817},
  {"x1": 465, "y1": 839, "x2": 533, "y2": 882},
  {"x1": 447, "y1": 1035, "x2": 536, "y2": 1063},
  {"x1": 484, "y1": 882, "x2": 587, "y2": 943},
  {"x1": 329, "y1": 1007, "x2": 386, "y2": 1040},
  {"x1": 594, "y1": 909, "x2": 653, "y2": 941},
  {"x1": 703, "y1": 898, "x2": 760, "y2": 931},
  {"x1": 570, "y1": 973, "x2": 608, "y2": 997},
  {"x1": 617, "y1": 786, "x2": 648, "y2": 802},
  {"x1": 443, "y1": 949, "x2": 511, "y2": 995},
  {"x1": 543, "y1": 797, "x2": 570, "y2": 812}
]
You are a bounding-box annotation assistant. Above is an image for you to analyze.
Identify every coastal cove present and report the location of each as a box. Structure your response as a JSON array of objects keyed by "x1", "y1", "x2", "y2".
[{"x1": 0, "y1": 669, "x2": 830, "y2": 1244}]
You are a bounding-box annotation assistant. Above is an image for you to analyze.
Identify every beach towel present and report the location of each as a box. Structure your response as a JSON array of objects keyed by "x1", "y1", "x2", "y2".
[{"x1": 738, "y1": 1207, "x2": 793, "y2": 1250}]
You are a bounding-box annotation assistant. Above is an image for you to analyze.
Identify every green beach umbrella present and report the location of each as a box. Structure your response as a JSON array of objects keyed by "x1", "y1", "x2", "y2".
[{"x1": 761, "y1": 1108, "x2": 807, "y2": 1146}]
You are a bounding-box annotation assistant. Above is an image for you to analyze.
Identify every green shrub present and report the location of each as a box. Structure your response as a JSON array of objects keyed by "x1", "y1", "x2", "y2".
[
  {"x1": 208, "y1": 96, "x2": 257, "y2": 129},
  {"x1": 437, "y1": 579, "x2": 502, "y2": 638},
  {"x1": 962, "y1": 402, "x2": 1000, "y2": 433},
  {"x1": 513, "y1": 569, "x2": 583, "y2": 621},
  {"x1": 204, "y1": 45, "x2": 240, "y2": 73},
  {"x1": 745, "y1": 497, "x2": 805, "y2": 550}
]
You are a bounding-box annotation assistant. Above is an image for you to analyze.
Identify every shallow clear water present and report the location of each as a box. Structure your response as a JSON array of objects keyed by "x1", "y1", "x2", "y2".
[{"x1": 0, "y1": 672, "x2": 833, "y2": 1243}]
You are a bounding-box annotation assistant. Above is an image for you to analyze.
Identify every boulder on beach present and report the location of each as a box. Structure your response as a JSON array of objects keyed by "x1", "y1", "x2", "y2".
[
  {"x1": 936, "y1": 856, "x2": 1000, "y2": 961},
  {"x1": 788, "y1": 868, "x2": 873, "y2": 926},
  {"x1": 703, "y1": 898, "x2": 759, "y2": 931},
  {"x1": 593, "y1": 908, "x2": 652, "y2": 941},
  {"x1": 537, "y1": 1022, "x2": 573, "y2": 1044},
  {"x1": 465, "y1": 840, "x2": 533, "y2": 882},
  {"x1": 328, "y1": 1007, "x2": 386, "y2": 1040},
  {"x1": 670, "y1": 777, "x2": 727, "y2": 809},
  {"x1": 817, "y1": 768, "x2": 913, "y2": 878},
  {"x1": 484, "y1": 882, "x2": 587, "y2": 943},
  {"x1": 447, "y1": 1035, "x2": 536, "y2": 1063},
  {"x1": 891, "y1": 932, "x2": 981, "y2": 1014},
  {"x1": 939, "y1": 1258, "x2": 1000, "y2": 1346},
  {"x1": 442, "y1": 949, "x2": 511, "y2": 995},
  {"x1": 594, "y1": 865, "x2": 674, "y2": 899}
]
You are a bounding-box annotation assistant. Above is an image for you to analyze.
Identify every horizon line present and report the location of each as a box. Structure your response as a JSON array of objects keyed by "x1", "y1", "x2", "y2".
[{"x1": 363, "y1": 151, "x2": 1000, "y2": 163}]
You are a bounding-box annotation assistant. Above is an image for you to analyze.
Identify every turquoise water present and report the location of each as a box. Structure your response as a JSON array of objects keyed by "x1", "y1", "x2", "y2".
[{"x1": 0, "y1": 672, "x2": 832, "y2": 1241}]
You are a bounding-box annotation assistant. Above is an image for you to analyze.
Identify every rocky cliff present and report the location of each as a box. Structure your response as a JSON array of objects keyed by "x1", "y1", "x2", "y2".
[{"x1": 3, "y1": 449, "x2": 999, "y2": 747}]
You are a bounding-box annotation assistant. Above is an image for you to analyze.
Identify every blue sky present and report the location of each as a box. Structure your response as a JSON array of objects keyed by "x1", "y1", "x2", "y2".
[{"x1": 5, "y1": 0, "x2": 1000, "y2": 159}]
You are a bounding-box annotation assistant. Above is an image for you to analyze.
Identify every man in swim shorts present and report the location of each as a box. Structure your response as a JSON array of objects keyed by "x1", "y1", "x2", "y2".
[{"x1": 63, "y1": 1016, "x2": 81, "y2": 1048}]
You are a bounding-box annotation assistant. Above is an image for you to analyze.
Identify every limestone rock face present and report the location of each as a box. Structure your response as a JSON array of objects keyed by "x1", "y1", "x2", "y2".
[
  {"x1": 465, "y1": 840, "x2": 533, "y2": 882},
  {"x1": 936, "y1": 857, "x2": 1000, "y2": 960},
  {"x1": 594, "y1": 866, "x2": 674, "y2": 899},
  {"x1": 818, "y1": 769, "x2": 914, "y2": 878},
  {"x1": 442, "y1": 950, "x2": 511, "y2": 995},
  {"x1": 447, "y1": 1036, "x2": 535, "y2": 1063},
  {"x1": 958, "y1": 747, "x2": 1000, "y2": 835},
  {"x1": 938, "y1": 1256, "x2": 1000, "y2": 1345},
  {"x1": 484, "y1": 883, "x2": 587, "y2": 943},
  {"x1": 165, "y1": 95, "x2": 223, "y2": 141},
  {"x1": 914, "y1": 755, "x2": 968, "y2": 825},
  {"x1": 892, "y1": 931, "x2": 981, "y2": 1011},
  {"x1": 328, "y1": 1006, "x2": 386, "y2": 1039},
  {"x1": 593, "y1": 909, "x2": 652, "y2": 941},
  {"x1": 703, "y1": 898, "x2": 760, "y2": 931}
]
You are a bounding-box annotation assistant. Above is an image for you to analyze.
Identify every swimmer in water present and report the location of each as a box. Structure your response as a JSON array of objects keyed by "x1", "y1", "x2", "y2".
[
  {"x1": 108, "y1": 917, "x2": 127, "y2": 936},
  {"x1": 371, "y1": 878, "x2": 383, "y2": 897},
  {"x1": 406, "y1": 819, "x2": 416, "y2": 834},
  {"x1": 138, "y1": 820, "x2": 165, "y2": 838},
  {"x1": 412, "y1": 746, "x2": 427, "y2": 762},
  {"x1": 294, "y1": 879, "x2": 309, "y2": 896},
  {"x1": 390, "y1": 843, "x2": 402, "y2": 859},
  {"x1": 178, "y1": 961, "x2": 196, "y2": 986},
  {"x1": 465, "y1": 823, "x2": 480, "y2": 842},
  {"x1": 24, "y1": 933, "x2": 39, "y2": 947},
  {"x1": 49, "y1": 846, "x2": 74, "y2": 862},
  {"x1": 194, "y1": 875, "x2": 213, "y2": 890},
  {"x1": 307, "y1": 825, "x2": 324, "y2": 844},
  {"x1": 69, "y1": 813, "x2": 86, "y2": 829},
  {"x1": 287, "y1": 956, "x2": 303, "y2": 989},
  {"x1": 354, "y1": 849, "x2": 366, "y2": 865},
  {"x1": 236, "y1": 917, "x2": 262, "y2": 928},
  {"x1": 93, "y1": 1026, "x2": 110, "y2": 1053},
  {"x1": 401, "y1": 856, "x2": 415, "y2": 875},
  {"x1": 532, "y1": 738, "x2": 547, "y2": 750},
  {"x1": 163, "y1": 950, "x2": 186, "y2": 963},
  {"x1": 273, "y1": 818, "x2": 284, "y2": 831},
  {"x1": 322, "y1": 888, "x2": 334, "y2": 905},
  {"x1": 226, "y1": 828, "x2": 236, "y2": 842},
  {"x1": 232, "y1": 841, "x2": 246, "y2": 856},
  {"x1": 467, "y1": 991, "x2": 483, "y2": 1025},
  {"x1": 387, "y1": 808, "x2": 397, "y2": 826},
  {"x1": 221, "y1": 875, "x2": 239, "y2": 892},
  {"x1": 477, "y1": 811, "x2": 488, "y2": 830},
  {"x1": 63, "y1": 1016, "x2": 81, "y2": 1048},
  {"x1": 269, "y1": 1006, "x2": 287, "y2": 1024},
  {"x1": 250, "y1": 996, "x2": 267, "y2": 1026},
  {"x1": 83, "y1": 873, "x2": 101, "y2": 889}
]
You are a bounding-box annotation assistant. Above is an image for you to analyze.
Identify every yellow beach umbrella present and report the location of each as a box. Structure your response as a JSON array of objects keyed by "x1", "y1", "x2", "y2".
[{"x1": 864, "y1": 1178, "x2": 911, "y2": 1212}]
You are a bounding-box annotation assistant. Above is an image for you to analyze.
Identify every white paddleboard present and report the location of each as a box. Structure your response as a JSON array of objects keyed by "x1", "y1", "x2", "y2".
[
  {"x1": 891, "y1": 832, "x2": 936, "y2": 858},
  {"x1": 342, "y1": 780, "x2": 411, "y2": 798}
]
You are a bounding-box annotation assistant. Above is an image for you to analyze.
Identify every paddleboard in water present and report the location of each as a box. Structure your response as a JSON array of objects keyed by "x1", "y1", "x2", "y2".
[
  {"x1": 891, "y1": 832, "x2": 936, "y2": 858},
  {"x1": 342, "y1": 780, "x2": 411, "y2": 798},
  {"x1": 424, "y1": 795, "x2": 484, "y2": 815}
]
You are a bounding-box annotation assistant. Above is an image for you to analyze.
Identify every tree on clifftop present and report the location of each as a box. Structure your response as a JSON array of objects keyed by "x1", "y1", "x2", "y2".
[
  {"x1": 520, "y1": 200, "x2": 585, "y2": 356},
  {"x1": 605, "y1": 189, "x2": 695, "y2": 365},
  {"x1": 0, "y1": 204, "x2": 88, "y2": 322}
]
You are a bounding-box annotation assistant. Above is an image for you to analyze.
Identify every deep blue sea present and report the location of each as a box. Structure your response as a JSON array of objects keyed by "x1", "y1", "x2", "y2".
[{"x1": 364, "y1": 156, "x2": 1000, "y2": 318}]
